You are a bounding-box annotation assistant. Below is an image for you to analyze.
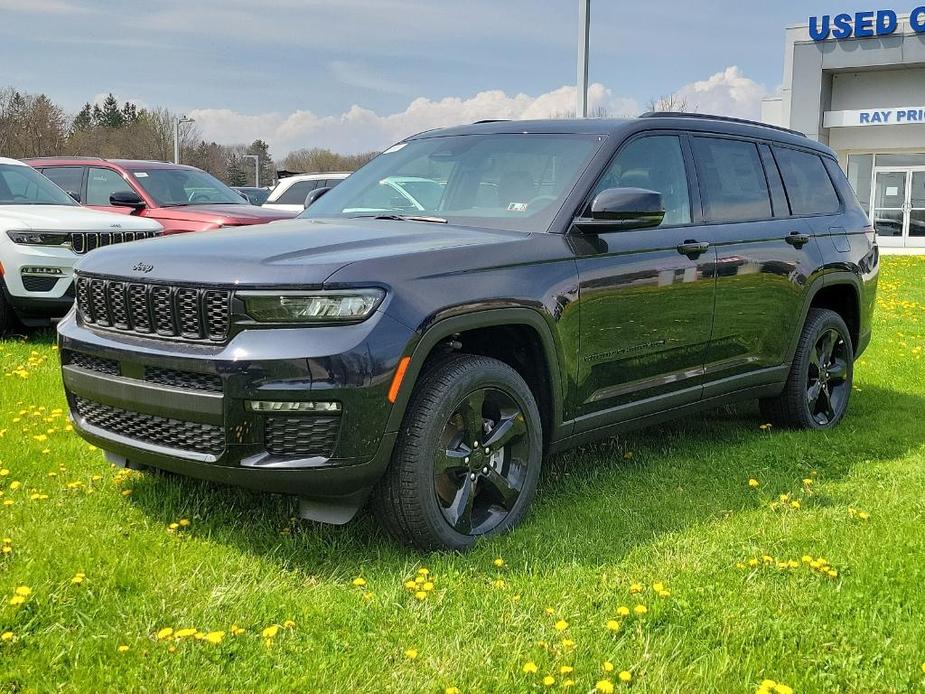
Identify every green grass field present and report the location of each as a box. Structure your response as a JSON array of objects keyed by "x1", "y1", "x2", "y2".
[{"x1": 1, "y1": 257, "x2": 923, "y2": 693}]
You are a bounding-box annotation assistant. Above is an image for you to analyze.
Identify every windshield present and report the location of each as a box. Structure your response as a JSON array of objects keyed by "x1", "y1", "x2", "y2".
[
  {"x1": 131, "y1": 168, "x2": 247, "y2": 207},
  {"x1": 0, "y1": 163, "x2": 77, "y2": 206},
  {"x1": 301, "y1": 134, "x2": 603, "y2": 232}
]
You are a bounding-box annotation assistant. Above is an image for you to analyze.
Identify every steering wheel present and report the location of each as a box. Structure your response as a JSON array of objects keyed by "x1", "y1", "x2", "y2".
[{"x1": 188, "y1": 192, "x2": 211, "y2": 203}]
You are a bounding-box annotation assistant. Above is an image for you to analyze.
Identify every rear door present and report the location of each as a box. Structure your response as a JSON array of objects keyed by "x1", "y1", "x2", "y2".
[
  {"x1": 693, "y1": 136, "x2": 824, "y2": 394},
  {"x1": 571, "y1": 133, "x2": 715, "y2": 425},
  {"x1": 40, "y1": 166, "x2": 86, "y2": 202}
]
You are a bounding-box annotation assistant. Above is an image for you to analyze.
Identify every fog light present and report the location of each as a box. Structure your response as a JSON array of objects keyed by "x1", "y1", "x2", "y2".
[
  {"x1": 246, "y1": 400, "x2": 341, "y2": 413},
  {"x1": 21, "y1": 266, "x2": 64, "y2": 276}
]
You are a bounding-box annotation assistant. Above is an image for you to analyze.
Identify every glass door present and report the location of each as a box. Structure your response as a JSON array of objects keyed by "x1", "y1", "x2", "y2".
[
  {"x1": 908, "y1": 170, "x2": 925, "y2": 248},
  {"x1": 871, "y1": 170, "x2": 906, "y2": 246}
]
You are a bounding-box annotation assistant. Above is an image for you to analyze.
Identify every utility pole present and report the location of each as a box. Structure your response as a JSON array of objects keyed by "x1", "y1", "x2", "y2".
[
  {"x1": 174, "y1": 115, "x2": 195, "y2": 164},
  {"x1": 577, "y1": 0, "x2": 590, "y2": 118},
  {"x1": 244, "y1": 154, "x2": 259, "y2": 188}
]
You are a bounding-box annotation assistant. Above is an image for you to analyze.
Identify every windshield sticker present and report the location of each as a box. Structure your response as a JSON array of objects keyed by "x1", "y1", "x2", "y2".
[
  {"x1": 135, "y1": 172, "x2": 149, "y2": 177},
  {"x1": 382, "y1": 143, "x2": 407, "y2": 154},
  {"x1": 507, "y1": 202, "x2": 528, "y2": 212}
]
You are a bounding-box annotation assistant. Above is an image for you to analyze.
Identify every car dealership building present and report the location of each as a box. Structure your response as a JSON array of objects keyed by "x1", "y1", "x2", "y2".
[{"x1": 762, "y1": 7, "x2": 925, "y2": 248}]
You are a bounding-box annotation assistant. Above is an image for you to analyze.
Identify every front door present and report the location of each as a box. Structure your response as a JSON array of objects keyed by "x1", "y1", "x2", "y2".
[
  {"x1": 572, "y1": 134, "x2": 715, "y2": 427},
  {"x1": 870, "y1": 168, "x2": 925, "y2": 248}
]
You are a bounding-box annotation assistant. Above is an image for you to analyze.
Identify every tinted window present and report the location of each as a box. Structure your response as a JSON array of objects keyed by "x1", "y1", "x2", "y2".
[
  {"x1": 692, "y1": 137, "x2": 771, "y2": 222},
  {"x1": 41, "y1": 167, "x2": 84, "y2": 198},
  {"x1": 592, "y1": 135, "x2": 691, "y2": 226},
  {"x1": 324, "y1": 179, "x2": 344, "y2": 189},
  {"x1": 774, "y1": 147, "x2": 841, "y2": 216},
  {"x1": 0, "y1": 164, "x2": 77, "y2": 206},
  {"x1": 276, "y1": 180, "x2": 317, "y2": 205},
  {"x1": 86, "y1": 167, "x2": 135, "y2": 206}
]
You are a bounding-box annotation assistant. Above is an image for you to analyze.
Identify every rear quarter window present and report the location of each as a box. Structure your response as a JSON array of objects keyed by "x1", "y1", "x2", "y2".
[
  {"x1": 773, "y1": 147, "x2": 841, "y2": 216},
  {"x1": 275, "y1": 180, "x2": 317, "y2": 205}
]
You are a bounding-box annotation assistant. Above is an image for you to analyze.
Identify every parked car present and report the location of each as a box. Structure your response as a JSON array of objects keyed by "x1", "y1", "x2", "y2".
[
  {"x1": 26, "y1": 158, "x2": 295, "y2": 234},
  {"x1": 0, "y1": 158, "x2": 162, "y2": 333},
  {"x1": 262, "y1": 172, "x2": 350, "y2": 213},
  {"x1": 58, "y1": 114, "x2": 878, "y2": 550},
  {"x1": 232, "y1": 186, "x2": 271, "y2": 206}
]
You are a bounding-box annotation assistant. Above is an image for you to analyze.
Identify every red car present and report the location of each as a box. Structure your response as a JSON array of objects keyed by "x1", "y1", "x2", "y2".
[{"x1": 25, "y1": 158, "x2": 295, "y2": 234}]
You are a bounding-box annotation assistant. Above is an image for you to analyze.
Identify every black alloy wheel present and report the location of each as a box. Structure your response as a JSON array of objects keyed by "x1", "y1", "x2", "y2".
[
  {"x1": 806, "y1": 327, "x2": 851, "y2": 426},
  {"x1": 372, "y1": 354, "x2": 543, "y2": 551},
  {"x1": 434, "y1": 387, "x2": 530, "y2": 536}
]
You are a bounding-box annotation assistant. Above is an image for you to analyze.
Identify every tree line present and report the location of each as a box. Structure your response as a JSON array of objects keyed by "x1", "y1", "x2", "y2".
[{"x1": 0, "y1": 86, "x2": 378, "y2": 185}]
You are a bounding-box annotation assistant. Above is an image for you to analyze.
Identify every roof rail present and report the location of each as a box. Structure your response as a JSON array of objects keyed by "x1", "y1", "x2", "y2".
[
  {"x1": 472, "y1": 119, "x2": 511, "y2": 124},
  {"x1": 24, "y1": 155, "x2": 105, "y2": 161},
  {"x1": 639, "y1": 111, "x2": 806, "y2": 137}
]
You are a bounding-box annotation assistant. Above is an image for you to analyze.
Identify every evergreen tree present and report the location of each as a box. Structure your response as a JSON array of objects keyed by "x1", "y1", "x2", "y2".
[
  {"x1": 72, "y1": 103, "x2": 93, "y2": 131},
  {"x1": 97, "y1": 93, "x2": 124, "y2": 128}
]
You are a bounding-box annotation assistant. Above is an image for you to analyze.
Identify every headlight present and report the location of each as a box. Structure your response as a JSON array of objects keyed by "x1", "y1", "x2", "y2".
[
  {"x1": 240, "y1": 289, "x2": 384, "y2": 323},
  {"x1": 6, "y1": 230, "x2": 70, "y2": 247}
]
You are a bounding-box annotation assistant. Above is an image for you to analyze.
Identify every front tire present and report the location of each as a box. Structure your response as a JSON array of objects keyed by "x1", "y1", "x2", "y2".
[
  {"x1": 759, "y1": 308, "x2": 854, "y2": 429},
  {"x1": 0, "y1": 282, "x2": 13, "y2": 336},
  {"x1": 371, "y1": 354, "x2": 543, "y2": 551}
]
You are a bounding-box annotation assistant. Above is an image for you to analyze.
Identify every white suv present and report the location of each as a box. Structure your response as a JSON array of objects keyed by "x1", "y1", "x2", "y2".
[
  {"x1": 262, "y1": 172, "x2": 350, "y2": 213},
  {"x1": 0, "y1": 158, "x2": 163, "y2": 332}
]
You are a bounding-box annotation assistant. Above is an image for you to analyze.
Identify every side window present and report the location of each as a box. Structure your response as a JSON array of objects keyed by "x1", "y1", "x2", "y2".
[
  {"x1": 773, "y1": 147, "x2": 841, "y2": 216},
  {"x1": 592, "y1": 135, "x2": 691, "y2": 226},
  {"x1": 41, "y1": 167, "x2": 84, "y2": 199},
  {"x1": 324, "y1": 179, "x2": 344, "y2": 189},
  {"x1": 86, "y1": 167, "x2": 134, "y2": 206},
  {"x1": 276, "y1": 180, "x2": 317, "y2": 205},
  {"x1": 692, "y1": 137, "x2": 772, "y2": 223}
]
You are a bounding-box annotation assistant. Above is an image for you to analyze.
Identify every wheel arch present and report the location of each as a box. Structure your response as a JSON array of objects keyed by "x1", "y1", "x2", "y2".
[
  {"x1": 789, "y1": 272, "x2": 862, "y2": 362},
  {"x1": 385, "y1": 307, "x2": 566, "y2": 449}
]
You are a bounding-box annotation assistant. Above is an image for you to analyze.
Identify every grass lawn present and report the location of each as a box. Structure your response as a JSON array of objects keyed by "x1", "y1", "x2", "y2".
[{"x1": 0, "y1": 256, "x2": 923, "y2": 693}]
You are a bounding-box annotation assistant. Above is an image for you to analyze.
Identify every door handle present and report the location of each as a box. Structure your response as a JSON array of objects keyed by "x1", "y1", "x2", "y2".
[
  {"x1": 677, "y1": 240, "x2": 710, "y2": 258},
  {"x1": 785, "y1": 232, "x2": 811, "y2": 248}
]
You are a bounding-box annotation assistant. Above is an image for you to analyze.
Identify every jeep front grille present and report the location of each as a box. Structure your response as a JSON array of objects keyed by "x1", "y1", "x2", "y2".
[
  {"x1": 74, "y1": 396, "x2": 225, "y2": 456},
  {"x1": 75, "y1": 276, "x2": 231, "y2": 342},
  {"x1": 70, "y1": 230, "x2": 159, "y2": 255}
]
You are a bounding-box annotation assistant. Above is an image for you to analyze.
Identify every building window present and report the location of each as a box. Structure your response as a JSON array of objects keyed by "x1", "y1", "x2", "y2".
[
  {"x1": 847, "y1": 154, "x2": 873, "y2": 214},
  {"x1": 875, "y1": 153, "x2": 925, "y2": 168}
]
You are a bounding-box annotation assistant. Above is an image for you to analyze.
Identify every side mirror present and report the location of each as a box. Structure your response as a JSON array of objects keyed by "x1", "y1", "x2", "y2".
[
  {"x1": 576, "y1": 187, "x2": 665, "y2": 232},
  {"x1": 305, "y1": 186, "x2": 331, "y2": 208},
  {"x1": 67, "y1": 191, "x2": 81, "y2": 203},
  {"x1": 109, "y1": 190, "x2": 146, "y2": 210}
]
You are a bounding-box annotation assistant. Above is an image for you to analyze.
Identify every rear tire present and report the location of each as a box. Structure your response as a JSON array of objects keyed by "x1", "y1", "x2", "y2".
[
  {"x1": 371, "y1": 354, "x2": 543, "y2": 551},
  {"x1": 759, "y1": 308, "x2": 854, "y2": 429}
]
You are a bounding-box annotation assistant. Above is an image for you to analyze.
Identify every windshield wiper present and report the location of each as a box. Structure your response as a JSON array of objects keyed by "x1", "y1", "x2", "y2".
[{"x1": 370, "y1": 213, "x2": 448, "y2": 224}]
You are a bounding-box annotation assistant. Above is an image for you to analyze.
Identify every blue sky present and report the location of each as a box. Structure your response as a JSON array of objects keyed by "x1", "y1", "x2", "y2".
[{"x1": 0, "y1": 0, "x2": 890, "y2": 154}]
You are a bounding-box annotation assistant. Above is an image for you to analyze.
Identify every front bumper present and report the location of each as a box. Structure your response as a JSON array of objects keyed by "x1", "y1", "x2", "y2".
[{"x1": 58, "y1": 309, "x2": 413, "y2": 502}]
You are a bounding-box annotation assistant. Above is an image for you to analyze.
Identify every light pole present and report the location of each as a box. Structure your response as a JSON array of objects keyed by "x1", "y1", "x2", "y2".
[
  {"x1": 174, "y1": 115, "x2": 195, "y2": 164},
  {"x1": 577, "y1": 0, "x2": 590, "y2": 118},
  {"x1": 243, "y1": 154, "x2": 260, "y2": 188}
]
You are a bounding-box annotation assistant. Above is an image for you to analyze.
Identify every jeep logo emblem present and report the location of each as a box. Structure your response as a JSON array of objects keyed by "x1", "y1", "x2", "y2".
[{"x1": 132, "y1": 262, "x2": 154, "y2": 274}]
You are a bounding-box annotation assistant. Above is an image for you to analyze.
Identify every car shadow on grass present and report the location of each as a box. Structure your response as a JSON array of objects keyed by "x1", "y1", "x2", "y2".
[{"x1": 122, "y1": 383, "x2": 925, "y2": 575}]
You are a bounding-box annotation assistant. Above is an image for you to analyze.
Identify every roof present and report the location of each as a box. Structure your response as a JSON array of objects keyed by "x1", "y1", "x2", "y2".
[
  {"x1": 278, "y1": 172, "x2": 351, "y2": 182},
  {"x1": 22, "y1": 156, "x2": 197, "y2": 170},
  {"x1": 0, "y1": 157, "x2": 28, "y2": 167},
  {"x1": 406, "y1": 114, "x2": 830, "y2": 155}
]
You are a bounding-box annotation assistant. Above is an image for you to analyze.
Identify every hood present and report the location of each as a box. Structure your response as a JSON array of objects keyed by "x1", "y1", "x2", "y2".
[
  {"x1": 151, "y1": 204, "x2": 296, "y2": 225},
  {"x1": 0, "y1": 204, "x2": 163, "y2": 232},
  {"x1": 74, "y1": 217, "x2": 529, "y2": 286}
]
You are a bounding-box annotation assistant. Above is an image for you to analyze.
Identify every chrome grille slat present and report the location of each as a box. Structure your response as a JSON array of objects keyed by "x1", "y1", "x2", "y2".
[
  {"x1": 75, "y1": 276, "x2": 231, "y2": 342},
  {"x1": 69, "y1": 230, "x2": 159, "y2": 255}
]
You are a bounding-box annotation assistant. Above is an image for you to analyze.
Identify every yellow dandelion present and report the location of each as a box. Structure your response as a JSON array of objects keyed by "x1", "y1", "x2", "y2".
[
  {"x1": 523, "y1": 661, "x2": 539, "y2": 674},
  {"x1": 543, "y1": 675, "x2": 556, "y2": 687},
  {"x1": 618, "y1": 670, "x2": 632, "y2": 683},
  {"x1": 230, "y1": 625, "x2": 245, "y2": 636},
  {"x1": 174, "y1": 628, "x2": 197, "y2": 639},
  {"x1": 117, "y1": 644, "x2": 129, "y2": 653},
  {"x1": 71, "y1": 573, "x2": 86, "y2": 585},
  {"x1": 560, "y1": 665, "x2": 574, "y2": 675},
  {"x1": 404, "y1": 648, "x2": 418, "y2": 660},
  {"x1": 203, "y1": 631, "x2": 224, "y2": 645},
  {"x1": 156, "y1": 628, "x2": 174, "y2": 640},
  {"x1": 616, "y1": 605, "x2": 630, "y2": 617},
  {"x1": 554, "y1": 619, "x2": 569, "y2": 631},
  {"x1": 261, "y1": 625, "x2": 279, "y2": 639},
  {"x1": 633, "y1": 604, "x2": 648, "y2": 616},
  {"x1": 414, "y1": 590, "x2": 427, "y2": 600},
  {"x1": 563, "y1": 680, "x2": 575, "y2": 689},
  {"x1": 283, "y1": 619, "x2": 295, "y2": 628},
  {"x1": 351, "y1": 577, "x2": 367, "y2": 587},
  {"x1": 596, "y1": 680, "x2": 615, "y2": 694},
  {"x1": 748, "y1": 478, "x2": 760, "y2": 488},
  {"x1": 606, "y1": 619, "x2": 621, "y2": 632},
  {"x1": 1, "y1": 631, "x2": 13, "y2": 642},
  {"x1": 562, "y1": 639, "x2": 576, "y2": 649},
  {"x1": 603, "y1": 661, "x2": 615, "y2": 672},
  {"x1": 493, "y1": 557, "x2": 505, "y2": 568},
  {"x1": 417, "y1": 567, "x2": 430, "y2": 576},
  {"x1": 404, "y1": 580, "x2": 417, "y2": 590},
  {"x1": 445, "y1": 688, "x2": 460, "y2": 694},
  {"x1": 629, "y1": 582, "x2": 643, "y2": 593}
]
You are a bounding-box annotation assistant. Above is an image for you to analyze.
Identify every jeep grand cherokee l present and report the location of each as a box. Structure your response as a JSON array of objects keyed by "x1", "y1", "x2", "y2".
[
  {"x1": 0, "y1": 158, "x2": 162, "y2": 333},
  {"x1": 27, "y1": 158, "x2": 295, "y2": 234},
  {"x1": 58, "y1": 114, "x2": 878, "y2": 550}
]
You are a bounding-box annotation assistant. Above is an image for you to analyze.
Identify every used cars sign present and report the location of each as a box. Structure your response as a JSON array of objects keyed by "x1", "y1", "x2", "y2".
[{"x1": 809, "y1": 7, "x2": 925, "y2": 41}]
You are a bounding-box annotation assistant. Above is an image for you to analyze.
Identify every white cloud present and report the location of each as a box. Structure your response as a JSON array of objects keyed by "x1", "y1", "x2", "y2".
[
  {"x1": 673, "y1": 66, "x2": 769, "y2": 120},
  {"x1": 189, "y1": 83, "x2": 639, "y2": 157}
]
